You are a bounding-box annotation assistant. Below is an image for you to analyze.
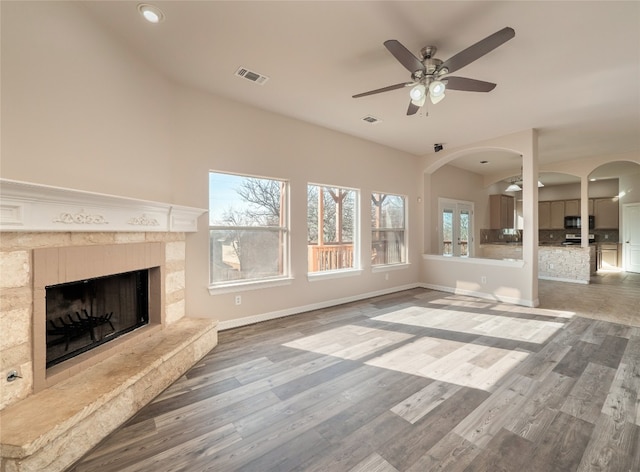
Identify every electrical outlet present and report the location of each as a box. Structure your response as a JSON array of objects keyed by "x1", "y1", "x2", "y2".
[
  {"x1": 235, "y1": 295, "x2": 241, "y2": 305},
  {"x1": 549, "y1": 264, "x2": 554, "y2": 269},
  {"x1": 481, "y1": 276, "x2": 487, "y2": 284},
  {"x1": 605, "y1": 234, "x2": 609, "y2": 239},
  {"x1": 385, "y1": 273, "x2": 389, "y2": 281}
]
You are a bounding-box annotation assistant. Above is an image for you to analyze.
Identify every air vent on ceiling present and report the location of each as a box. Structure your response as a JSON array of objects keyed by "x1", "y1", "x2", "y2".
[
  {"x1": 361, "y1": 115, "x2": 381, "y2": 124},
  {"x1": 235, "y1": 67, "x2": 269, "y2": 85}
]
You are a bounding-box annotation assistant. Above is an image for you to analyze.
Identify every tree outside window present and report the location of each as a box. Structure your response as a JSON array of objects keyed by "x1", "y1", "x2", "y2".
[
  {"x1": 209, "y1": 172, "x2": 288, "y2": 285},
  {"x1": 307, "y1": 184, "x2": 358, "y2": 272},
  {"x1": 371, "y1": 192, "x2": 407, "y2": 265}
]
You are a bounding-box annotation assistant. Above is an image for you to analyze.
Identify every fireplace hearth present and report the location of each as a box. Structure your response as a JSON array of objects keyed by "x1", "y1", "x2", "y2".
[{"x1": 46, "y1": 269, "x2": 149, "y2": 368}]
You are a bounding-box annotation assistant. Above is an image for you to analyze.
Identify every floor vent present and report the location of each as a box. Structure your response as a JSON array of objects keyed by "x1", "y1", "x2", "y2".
[
  {"x1": 235, "y1": 67, "x2": 269, "y2": 85},
  {"x1": 362, "y1": 115, "x2": 381, "y2": 124}
]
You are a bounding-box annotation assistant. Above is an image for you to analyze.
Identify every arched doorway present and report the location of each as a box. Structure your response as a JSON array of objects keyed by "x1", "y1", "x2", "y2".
[{"x1": 588, "y1": 161, "x2": 640, "y2": 273}]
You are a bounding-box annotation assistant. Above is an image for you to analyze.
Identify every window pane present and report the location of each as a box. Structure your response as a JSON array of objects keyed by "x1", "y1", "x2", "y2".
[
  {"x1": 209, "y1": 171, "x2": 288, "y2": 286},
  {"x1": 459, "y1": 210, "x2": 470, "y2": 257},
  {"x1": 308, "y1": 184, "x2": 358, "y2": 272},
  {"x1": 442, "y1": 209, "x2": 453, "y2": 256},
  {"x1": 209, "y1": 173, "x2": 284, "y2": 227},
  {"x1": 372, "y1": 192, "x2": 406, "y2": 265},
  {"x1": 210, "y1": 229, "x2": 284, "y2": 283}
]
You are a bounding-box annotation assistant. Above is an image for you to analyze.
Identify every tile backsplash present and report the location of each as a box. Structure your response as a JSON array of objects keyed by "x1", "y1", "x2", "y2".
[{"x1": 481, "y1": 228, "x2": 620, "y2": 244}]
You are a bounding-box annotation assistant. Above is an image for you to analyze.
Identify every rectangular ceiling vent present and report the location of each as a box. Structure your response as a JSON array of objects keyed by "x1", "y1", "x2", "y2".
[
  {"x1": 362, "y1": 115, "x2": 381, "y2": 124},
  {"x1": 235, "y1": 67, "x2": 269, "y2": 85}
]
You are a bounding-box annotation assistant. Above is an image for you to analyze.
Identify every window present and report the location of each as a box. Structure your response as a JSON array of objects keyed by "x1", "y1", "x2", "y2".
[
  {"x1": 307, "y1": 184, "x2": 359, "y2": 273},
  {"x1": 439, "y1": 198, "x2": 473, "y2": 257},
  {"x1": 209, "y1": 172, "x2": 288, "y2": 286},
  {"x1": 371, "y1": 192, "x2": 407, "y2": 265}
]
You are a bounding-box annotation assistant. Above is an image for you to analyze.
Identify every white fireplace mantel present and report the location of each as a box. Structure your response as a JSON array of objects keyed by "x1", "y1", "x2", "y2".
[{"x1": 0, "y1": 179, "x2": 207, "y2": 233}]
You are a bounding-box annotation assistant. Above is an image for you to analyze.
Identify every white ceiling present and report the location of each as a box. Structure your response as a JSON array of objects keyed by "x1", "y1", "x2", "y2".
[{"x1": 81, "y1": 1, "x2": 639, "y2": 177}]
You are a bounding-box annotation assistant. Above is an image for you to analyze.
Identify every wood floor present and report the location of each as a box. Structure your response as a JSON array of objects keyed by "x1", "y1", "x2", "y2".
[{"x1": 69, "y1": 273, "x2": 640, "y2": 472}]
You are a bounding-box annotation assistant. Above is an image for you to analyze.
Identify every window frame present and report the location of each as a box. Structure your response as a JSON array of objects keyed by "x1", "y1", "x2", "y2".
[
  {"x1": 307, "y1": 182, "x2": 361, "y2": 277},
  {"x1": 208, "y1": 170, "x2": 291, "y2": 292},
  {"x1": 371, "y1": 191, "x2": 408, "y2": 267}
]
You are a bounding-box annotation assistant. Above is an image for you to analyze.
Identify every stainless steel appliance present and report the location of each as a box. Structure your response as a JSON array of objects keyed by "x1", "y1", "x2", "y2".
[
  {"x1": 563, "y1": 233, "x2": 595, "y2": 245},
  {"x1": 564, "y1": 215, "x2": 595, "y2": 229}
]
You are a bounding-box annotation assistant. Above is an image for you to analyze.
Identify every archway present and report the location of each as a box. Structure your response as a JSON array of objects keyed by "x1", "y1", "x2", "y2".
[{"x1": 588, "y1": 161, "x2": 640, "y2": 273}]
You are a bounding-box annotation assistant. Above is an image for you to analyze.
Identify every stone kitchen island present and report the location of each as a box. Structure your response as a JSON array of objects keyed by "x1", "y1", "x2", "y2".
[{"x1": 480, "y1": 243, "x2": 596, "y2": 284}]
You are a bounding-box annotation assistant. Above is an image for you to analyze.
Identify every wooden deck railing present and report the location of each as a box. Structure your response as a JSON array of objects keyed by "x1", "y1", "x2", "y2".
[
  {"x1": 443, "y1": 240, "x2": 468, "y2": 256},
  {"x1": 308, "y1": 244, "x2": 354, "y2": 272}
]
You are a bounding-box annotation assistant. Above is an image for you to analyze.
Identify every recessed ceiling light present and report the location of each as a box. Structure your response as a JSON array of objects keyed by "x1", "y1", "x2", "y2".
[
  {"x1": 589, "y1": 178, "x2": 597, "y2": 181},
  {"x1": 138, "y1": 4, "x2": 164, "y2": 23}
]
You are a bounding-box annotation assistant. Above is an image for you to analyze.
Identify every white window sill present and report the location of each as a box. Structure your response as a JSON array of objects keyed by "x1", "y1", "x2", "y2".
[
  {"x1": 307, "y1": 268, "x2": 363, "y2": 282},
  {"x1": 208, "y1": 277, "x2": 294, "y2": 295},
  {"x1": 371, "y1": 262, "x2": 410, "y2": 273}
]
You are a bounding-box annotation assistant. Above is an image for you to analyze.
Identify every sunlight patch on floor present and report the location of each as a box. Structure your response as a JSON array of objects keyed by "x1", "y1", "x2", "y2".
[
  {"x1": 282, "y1": 325, "x2": 413, "y2": 360},
  {"x1": 366, "y1": 336, "x2": 529, "y2": 392},
  {"x1": 373, "y1": 305, "x2": 565, "y2": 344}
]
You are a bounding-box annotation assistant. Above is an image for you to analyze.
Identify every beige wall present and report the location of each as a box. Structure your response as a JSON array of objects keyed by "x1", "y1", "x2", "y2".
[
  {"x1": 539, "y1": 179, "x2": 620, "y2": 201},
  {"x1": 172, "y1": 85, "x2": 422, "y2": 322},
  {"x1": 1, "y1": 2, "x2": 174, "y2": 203},
  {"x1": 1, "y1": 2, "x2": 422, "y2": 326},
  {"x1": 427, "y1": 164, "x2": 489, "y2": 255},
  {"x1": 619, "y1": 171, "x2": 640, "y2": 204}
]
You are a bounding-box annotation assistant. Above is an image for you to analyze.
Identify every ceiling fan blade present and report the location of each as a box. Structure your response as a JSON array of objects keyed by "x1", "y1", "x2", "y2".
[
  {"x1": 407, "y1": 100, "x2": 420, "y2": 115},
  {"x1": 444, "y1": 76, "x2": 497, "y2": 92},
  {"x1": 437, "y1": 27, "x2": 515, "y2": 75},
  {"x1": 352, "y1": 82, "x2": 413, "y2": 98},
  {"x1": 384, "y1": 40, "x2": 425, "y2": 74}
]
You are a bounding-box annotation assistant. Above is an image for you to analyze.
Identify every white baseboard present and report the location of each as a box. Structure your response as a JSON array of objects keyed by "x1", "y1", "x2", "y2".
[
  {"x1": 217, "y1": 283, "x2": 420, "y2": 330},
  {"x1": 538, "y1": 275, "x2": 589, "y2": 285},
  {"x1": 419, "y1": 283, "x2": 539, "y2": 307}
]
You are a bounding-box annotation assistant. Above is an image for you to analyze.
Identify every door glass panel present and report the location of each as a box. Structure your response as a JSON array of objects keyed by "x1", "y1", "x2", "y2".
[
  {"x1": 459, "y1": 210, "x2": 470, "y2": 257},
  {"x1": 442, "y1": 209, "x2": 453, "y2": 256}
]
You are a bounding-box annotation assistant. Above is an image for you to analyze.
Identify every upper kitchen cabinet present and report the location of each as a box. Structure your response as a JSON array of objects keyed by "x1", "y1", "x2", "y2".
[
  {"x1": 539, "y1": 201, "x2": 550, "y2": 229},
  {"x1": 550, "y1": 201, "x2": 565, "y2": 229},
  {"x1": 490, "y1": 194, "x2": 515, "y2": 229},
  {"x1": 539, "y1": 200, "x2": 566, "y2": 229},
  {"x1": 564, "y1": 199, "x2": 580, "y2": 216},
  {"x1": 593, "y1": 198, "x2": 619, "y2": 229},
  {"x1": 564, "y1": 199, "x2": 594, "y2": 216}
]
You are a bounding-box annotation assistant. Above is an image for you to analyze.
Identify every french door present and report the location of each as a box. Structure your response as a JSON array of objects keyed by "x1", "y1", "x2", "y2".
[{"x1": 439, "y1": 198, "x2": 473, "y2": 257}]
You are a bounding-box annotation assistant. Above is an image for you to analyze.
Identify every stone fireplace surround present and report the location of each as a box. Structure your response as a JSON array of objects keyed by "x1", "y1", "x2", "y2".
[{"x1": 0, "y1": 180, "x2": 218, "y2": 472}]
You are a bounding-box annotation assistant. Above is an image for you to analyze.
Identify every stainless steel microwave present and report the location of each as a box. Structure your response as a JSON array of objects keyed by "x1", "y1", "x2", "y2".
[{"x1": 564, "y1": 215, "x2": 594, "y2": 229}]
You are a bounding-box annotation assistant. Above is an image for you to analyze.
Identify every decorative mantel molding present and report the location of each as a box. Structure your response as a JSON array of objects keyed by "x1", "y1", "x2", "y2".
[{"x1": 0, "y1": 179, "x2": 207, "y2": 232}]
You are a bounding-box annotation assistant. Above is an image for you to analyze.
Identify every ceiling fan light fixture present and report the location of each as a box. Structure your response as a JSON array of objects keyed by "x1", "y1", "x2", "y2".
[
  {"x1": 429, "y1": 80, "x2": 446, "y2": 97},
  {"x1": 409, "y1": 83, "x2": 426, "y2": 101},
  {"x1": 430, "y1": 93, "x2": 445, "y2": 104},
  {"x1": 411, "y1": 95, "x2": 426, "y2": 107}
]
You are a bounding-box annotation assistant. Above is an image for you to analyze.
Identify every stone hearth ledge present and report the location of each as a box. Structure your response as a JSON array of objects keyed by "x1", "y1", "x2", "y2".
[{"x1": 0, "y1": 317, "x2": 218, "y2": 472}]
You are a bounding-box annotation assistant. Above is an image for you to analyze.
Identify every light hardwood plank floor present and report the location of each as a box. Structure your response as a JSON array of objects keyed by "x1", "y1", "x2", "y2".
[{"x1": 69, "y1": 272, "x2": 640, "y2": 471}]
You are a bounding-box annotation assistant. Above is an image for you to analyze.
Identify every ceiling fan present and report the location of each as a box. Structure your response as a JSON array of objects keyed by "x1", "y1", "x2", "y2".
[{"x1": 353, "y1": 27, "x2": 515, "y2": 115}]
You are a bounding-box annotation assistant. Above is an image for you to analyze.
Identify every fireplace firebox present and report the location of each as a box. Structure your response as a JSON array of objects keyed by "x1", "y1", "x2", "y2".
[{"x1": 46, "y1": 270, "x2": 149, "y2": 368}]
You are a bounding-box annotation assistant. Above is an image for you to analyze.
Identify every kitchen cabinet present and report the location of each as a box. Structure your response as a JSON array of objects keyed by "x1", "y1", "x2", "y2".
[
  {"x1": 564, "y1": 200, "x2": 580, "y2": 216},
  {"x1": 490, "y1": 194, "x2": 515, "y2": 229},
  {"x1": 564, "y1": 199, "x2": 594, "y2": 217},
  {"x1": 539, "y1": 201, "x2": 551, "y2": 229},
  {"x1": 550, "y1": 201, "x2": 565, "y2": 229},
  {"x1": 598, "y1": 243, "x2": 619, "y2": 269},
  {"x1": 593, "y1": 198, "x2": 619, "y2": 229},
  {"x1": 539, "y1": 200, "x2": 573, "y2": 229}
]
